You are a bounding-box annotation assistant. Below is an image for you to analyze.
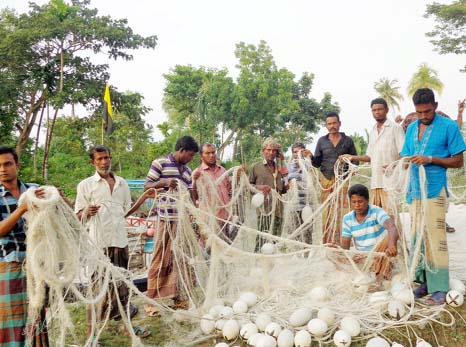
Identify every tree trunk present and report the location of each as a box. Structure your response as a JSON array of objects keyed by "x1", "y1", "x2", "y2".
[
  {"x1": 231, "y1": 134, "x2": 239, "y2": 163},
  {"x1": 42, "y1": 41, "x2": 65, "y2": 181},
  {"x1": 217, "y1": 129, "x2": 236, "y2": 161},
  {"x1": 15, "y1": 90, "x2": 46, "y2": 158},
  {"x1": 41, "y1": 107, "x2": 60, "y2": 181},
  {"x1": 33, "y1": 104, "x2": 46, "y2": 176}
]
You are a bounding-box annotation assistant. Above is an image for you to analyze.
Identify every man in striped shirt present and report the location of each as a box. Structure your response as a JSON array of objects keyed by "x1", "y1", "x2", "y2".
[
  {"x1": 341, "y1": 184, "x2": 399, "y2": 284},
  {"x1": 144, "y1": 136, "x2": 198, "y2": 314}
]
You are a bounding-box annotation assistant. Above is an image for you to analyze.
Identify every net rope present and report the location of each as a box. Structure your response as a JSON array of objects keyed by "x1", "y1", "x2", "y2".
[{"x1": 17, "y1": 154, "x2": 466, "y2": 346}]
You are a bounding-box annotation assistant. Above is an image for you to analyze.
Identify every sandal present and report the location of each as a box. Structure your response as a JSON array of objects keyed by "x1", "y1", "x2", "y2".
[
  {"x1": 172, "y1": 300, "x2": 189, "y2": 310},
  {"x1": 446, "y1": 223, "x2": 455, "y2": 233},
  {"x1": 144, "y1": 305, "x2": 160, "y2": 317},
  {"x1": 425, "y1": 291, "x2": 446, "y2": 306},
  {"x1": 132, "y1": 326, "x2": 151, "y2": 338},
  {"x1": 413, "y1": 282, "x2": 428, "y2": 298}
]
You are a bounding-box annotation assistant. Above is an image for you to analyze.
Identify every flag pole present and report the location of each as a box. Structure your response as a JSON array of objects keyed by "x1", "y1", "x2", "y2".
[{"x1": 101, "y1": 119, "x2": 104, "y2": 145}]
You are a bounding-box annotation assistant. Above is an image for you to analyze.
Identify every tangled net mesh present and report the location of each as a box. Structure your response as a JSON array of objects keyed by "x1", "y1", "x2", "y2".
[{"x1": 18, "y1": 154, "x2": 466, "y2": 346}]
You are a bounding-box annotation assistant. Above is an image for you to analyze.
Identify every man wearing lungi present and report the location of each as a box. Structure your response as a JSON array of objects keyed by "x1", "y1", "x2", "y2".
[
  {"x1": 401, "y1": 88, "x2": 466, "y2": 305},
  {"x1": 75, "y1": 145, "x2": 153, "y2": 340},
  {"x1": 311, "y1": 112, "x2": 359, "y2": 245},
  {"x1": 0, "y1": 146, "x2": 49, "y2": 347},
  {"x1": 340, "y1": 98, "x2": 405, "y2": 222},
  {"x1": 143, "y1": 136, "x2": 198, "y2": 316}
]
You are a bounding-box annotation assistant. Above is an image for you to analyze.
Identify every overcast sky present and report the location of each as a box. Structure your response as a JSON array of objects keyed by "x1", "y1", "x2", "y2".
[{"x1": 3, "y1": 0, "x2": 466, "y2": 150}]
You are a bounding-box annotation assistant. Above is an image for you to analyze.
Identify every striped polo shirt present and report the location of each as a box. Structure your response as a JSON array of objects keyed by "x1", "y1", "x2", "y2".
[
  {"x1": 341, "y1": 205, "x2": 389, "y2": 251},
  {"x1": 0, "y1": 181, "x2": 38, "y2": 262},
  {"x1": 145, "y1": 154, "x2": 192, "y2": 221}
]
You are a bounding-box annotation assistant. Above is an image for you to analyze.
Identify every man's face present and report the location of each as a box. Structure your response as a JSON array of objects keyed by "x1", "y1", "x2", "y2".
[
  {"x1": 415, "y1": 102, "x2": 437, "y2": 125},
  {"x1": 292, "y1": 146, "x2": 305, "y2": 159},
  {"x1": 200, "y1": 145, "x2": 217, "y2": 166},
  {"x1": 0, "y1": 153, "x2": 19, "y2": 183},
  {"x1": 325, "y1": 116, "x2": 341, "y2": 134},
  {"x1": 350, "y1": 194, "x2": 369, "y2": 215},
  {"x1": 178, "y1": 149, "x2": 196, "y2": 165},
  {"x1": 371, "y1": 104, "x2": 388, "y2": 123},
  {"x1": 91, "y1": 151, "x2": 112, "y2": 175},
  {"x1": 262, "y1": 145, "x2": 278, "y2": 162}
]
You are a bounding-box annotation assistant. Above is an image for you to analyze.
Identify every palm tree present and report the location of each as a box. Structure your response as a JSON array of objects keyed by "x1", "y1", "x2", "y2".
[
  {"x1": 373, "y1": 78, "x2": 404, "y2": 113},
  {"x1": 407, "y1": 63, "x2": 444, "y2": 97}
]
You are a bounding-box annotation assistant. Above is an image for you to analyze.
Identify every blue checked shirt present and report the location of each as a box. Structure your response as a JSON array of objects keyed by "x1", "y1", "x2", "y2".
[{"x1": 0, "y1": 181, "x2": 37, "y2": 262}]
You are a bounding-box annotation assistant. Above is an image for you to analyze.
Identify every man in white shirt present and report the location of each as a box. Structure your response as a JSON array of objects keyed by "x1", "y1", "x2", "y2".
[
  {"x1": 75, "y1": 145, "x2": 153, "y2": 340},
  {"x1": 340, "y1": 98, "x2": 405, "y2": 219}
]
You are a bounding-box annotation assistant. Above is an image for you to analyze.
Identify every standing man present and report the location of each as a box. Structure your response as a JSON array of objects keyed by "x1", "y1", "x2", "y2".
[
  {"x1": 401, "y1": 88, "x2": 466, "y2": 305},
  {"x1": 249, "y1": 137, "x2": 288, "y2": 237},
  {"x1": 192, "y1": 143, "x2": 231, "y2": 237},
  {"x1": 401, "y1": 98, "x2": 465, "y2": 232},
  {"x1": 143, "y1": 136, "x2": 198, "y2": 315},
  {"x1": 287, "y1": 142, "x2": 314, "y2": 243},
  {"x1": 0, "y1": 146, "x2": 49, "y2": 347},
  {"x1": 340, "y1": 98, "x2": 405, "y2": 219},
  {"x1": 75, "y1": 145, "x2": 153, "y2": 339},
  {"x1": 311, "y1": 112, "x2": 358, "y2": 245}
]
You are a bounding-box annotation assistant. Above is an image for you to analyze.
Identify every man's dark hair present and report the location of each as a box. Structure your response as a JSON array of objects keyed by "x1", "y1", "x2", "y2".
[
  {"x1": 89, "y1": 145, "x2": 111, "y2": 160},
  {"x1": 199, "y1": 143, "x2": 215, "y2": 154},
  {"x1": 175, "y1": 136, "x2": 199, "y2": 152},
  {"x1": 325, "y1": 112, "x2": 340, "y2": 122},
  {"x1": 348, "y1": 184, "x2": 369, "y2": 200},
  {"x1": 412, "y1": 88, "x2": 436, "y2": 105},
  {"x1": 0, "y1": 146, "x2": 19, "y2": 163},
  {"x1": 370, "y1": 98, "x2": 388, "y2": 108},
  {"x1": 291, "y1": 142, "x2": 306, "y2": 152}
]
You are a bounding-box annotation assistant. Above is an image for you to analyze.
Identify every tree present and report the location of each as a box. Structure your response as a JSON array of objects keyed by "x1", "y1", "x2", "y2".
[
  {"x1": 350, "y1": 130, "x2": 369, "y2": 156},
  {"x1": 425, "y1": 0, "x2": 466, "y2": 72},
  {"x1": 373, "y1": 78, "x2": 404, "y2": 113},
  {"x1": 43, "y1": 90, "x2": 154, "y2": 196},
  {"x1": 0, "y1": 0, "x2": 157, "y2": 173},
  {"x1": 162, "y1": 41, "x2": 339, "y2": 164},
  {"x1": 163, "y1": 65, "x2": 234, "y2": 147},
  {"x1": 407, "y1": 63, "x2": 444, "y2": 96}
]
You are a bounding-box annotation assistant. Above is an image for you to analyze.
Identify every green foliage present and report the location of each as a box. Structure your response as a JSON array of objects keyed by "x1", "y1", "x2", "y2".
[
  {"x1": 162, "y1": 40, "x2": 339, "y2": 164},
  {"x1": 425, "y1": 0, "x2": 466, "y2": 71},
  {"x1": 407, "y1": 63, "x2": 444, "y2": 96},
  {"x1": 16, "y1": 89, "x2": 156, "y2": 197},
  {"x1": 350, "y1": 131, "x2": 369, "y2": 156},
  {"x1": 373, "y1": 78, "x2": 404, "y2": 112},
  {"x1": 0, "y1": 0, "x2": 157, "y2": 156}
]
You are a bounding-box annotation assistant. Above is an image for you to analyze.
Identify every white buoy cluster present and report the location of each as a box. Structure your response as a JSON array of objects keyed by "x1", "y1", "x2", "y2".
[
  {"x1": 201, "y1": 287, "x2": 357, "y2": 347},
  {"x1": 204, "y1": 277, "x2": 466, "y2": 347}
]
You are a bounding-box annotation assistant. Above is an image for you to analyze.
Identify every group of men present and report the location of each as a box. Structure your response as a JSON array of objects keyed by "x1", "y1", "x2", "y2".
[{"x1": 0, "y1": 88, "x2": 465, "y2": 345}]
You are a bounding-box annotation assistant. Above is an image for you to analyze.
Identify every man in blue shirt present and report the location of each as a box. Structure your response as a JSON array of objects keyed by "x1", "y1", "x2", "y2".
[
  {"x1": 401, "y1": 88, "x2": 466, "y2": 305},
  {"x1": 341, "y1": 184, "x2": 399, "y2": 286}
]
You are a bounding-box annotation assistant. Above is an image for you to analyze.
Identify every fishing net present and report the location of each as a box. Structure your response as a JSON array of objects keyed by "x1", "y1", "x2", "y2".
[{"x1": 18, "y1": 155, "x2": 466, "y2": 347}]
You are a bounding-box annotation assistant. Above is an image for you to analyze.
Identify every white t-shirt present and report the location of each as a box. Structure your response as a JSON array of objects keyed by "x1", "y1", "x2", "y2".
[
  {"x1": 75, "y1": 172, "x2": 131, "y2": 248},
  {"x1": 366, "y1": 119, "x2": 405, "y2": 189}
]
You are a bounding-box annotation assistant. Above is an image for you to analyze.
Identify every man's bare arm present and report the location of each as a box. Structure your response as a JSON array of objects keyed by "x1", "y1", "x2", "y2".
[{"x1": 409, "y1": 152, "x2": 464, "y2": 169}]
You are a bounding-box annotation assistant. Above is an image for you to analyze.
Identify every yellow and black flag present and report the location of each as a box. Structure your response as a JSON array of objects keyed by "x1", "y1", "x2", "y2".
[{"x1": 103, "y1": 84, "x2": 114, "y2": 135}]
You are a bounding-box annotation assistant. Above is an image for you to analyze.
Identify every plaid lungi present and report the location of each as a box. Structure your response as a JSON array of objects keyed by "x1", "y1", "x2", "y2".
[
  {"x1": 87, "y1": 246, "x2": 130, "y2": 325},
  {"x1": 147, "y1": 220, "x2": 179, "y2": 300},
  {"x1": 0, "y1": 262, "x2": 48, "y2": 347}
]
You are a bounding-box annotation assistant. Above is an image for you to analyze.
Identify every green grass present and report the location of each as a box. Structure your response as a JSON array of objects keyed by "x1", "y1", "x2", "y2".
[{"x1": 54, "y1": 301, "x2": 466, "y2": 346}]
